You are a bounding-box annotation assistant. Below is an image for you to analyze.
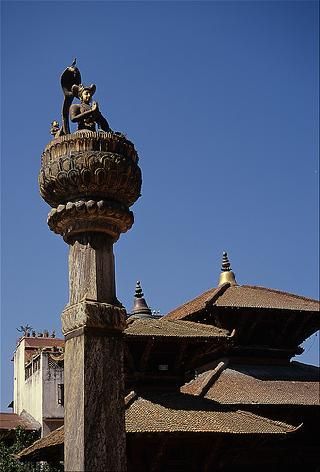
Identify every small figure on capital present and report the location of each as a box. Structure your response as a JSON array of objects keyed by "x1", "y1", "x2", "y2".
[
  {"x1": 50, "y1": 120, "x2": 63, "y2": 138},
  {"x1": 70, "y1": 84, "x2": 110, "y2": 132}
]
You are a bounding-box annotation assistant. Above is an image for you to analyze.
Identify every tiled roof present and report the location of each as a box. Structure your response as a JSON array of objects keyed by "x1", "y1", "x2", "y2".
[
  {"x1": 17, "y1": 392, "x2": 297, "y2": 459},
  {"x1": 182, "y1": 361, "x2": 320, "y2": 406},
  {"x1": 165, "y1": 284, "x2": 320, "y2": 320},
  {"x1": 125, "y1": 318, "x2": 229, "y2": 338},
  {"x1": 0, "y1": 412, "x2": 40, "y2": 431},
  {"x1": 215, "y1": 285, "x2": 320, "y2": 311},
  {"x1": 22, "y1": 338, "x2": 64, "y2": 364},
  {"x1": 16, "y1": 426, "x2": 63, "y2": 460},
  {"x1": 24, "y1": 338, "x2": 65, "y2": 349},
  {"x1": 125, "y1": 393, "x2": 296, "y2": 434},
  {"x1": 164, "y1": 286, "x2": 223, "y2": 321}
]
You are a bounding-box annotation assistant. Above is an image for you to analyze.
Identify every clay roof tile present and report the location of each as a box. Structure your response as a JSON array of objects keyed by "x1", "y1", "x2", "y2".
[{"x1": 165, "y1": 284, "x2": 320, "y2": 320}]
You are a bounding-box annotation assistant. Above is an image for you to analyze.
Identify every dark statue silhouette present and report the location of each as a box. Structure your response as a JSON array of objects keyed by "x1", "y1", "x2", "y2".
[{"x1": 52, "y1": 59, "x2": 110, "y2": 136}]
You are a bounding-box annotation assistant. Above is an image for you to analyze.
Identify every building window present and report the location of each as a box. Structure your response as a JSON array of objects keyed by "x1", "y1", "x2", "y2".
[
  {"x1": 58, "y1": 384, "x2": 64, "y2": 406},
  {"x1": 25, "y1": 363, "x2": 32, "y2": 380},
  {"x1": 33, "y1": 356, "x2": 40, "y2": 373}
]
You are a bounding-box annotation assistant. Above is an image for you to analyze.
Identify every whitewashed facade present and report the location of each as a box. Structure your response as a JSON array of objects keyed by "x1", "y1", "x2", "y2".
[{"x1": 13, "y1": 335, "x2": 65, "y2": 436}]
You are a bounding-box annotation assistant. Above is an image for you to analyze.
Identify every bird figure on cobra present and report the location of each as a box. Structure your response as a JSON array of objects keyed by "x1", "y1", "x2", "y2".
[{"x1": 51, "y1": 59, "x2": 112, "y2": 137}]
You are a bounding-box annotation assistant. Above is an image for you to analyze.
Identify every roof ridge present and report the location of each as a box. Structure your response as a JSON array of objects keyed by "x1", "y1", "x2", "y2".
[
  {"x1": 204, "y1": 282, "x2": 230, "y2": 306},
  {"x1": 166, "y1": 287, "x2": 217, "y2": 318},
  {"x1": 181, "y1": 360, "x2": 228, "y2": 397},
  {"x1": 199, "y1": 360, "x2": 228, "y2": 396},
  {"x1": 241, "y1": 285, "x2": 320, "y2": 303},
  {"x1": 125, "y1": 390, "x2": 138, "y2": 408}
]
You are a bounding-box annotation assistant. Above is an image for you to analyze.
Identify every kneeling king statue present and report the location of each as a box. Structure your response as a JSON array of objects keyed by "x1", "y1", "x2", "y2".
[{"x1": 51, "y1": 58, "x2": 111, "y2": 137}]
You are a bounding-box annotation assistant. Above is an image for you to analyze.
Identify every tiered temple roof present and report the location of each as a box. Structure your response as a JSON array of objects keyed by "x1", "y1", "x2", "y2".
[{"x1": 15, "y1": 255, "x2": 320, "y2": 470}]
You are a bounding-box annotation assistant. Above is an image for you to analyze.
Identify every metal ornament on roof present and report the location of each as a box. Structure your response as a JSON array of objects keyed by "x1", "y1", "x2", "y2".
[
  {"x1": 218, "y1": 251, "x2": 237, "y2": 286},
  {"x1": 131, "y1": 281, "x2": 152, "y2": 317},
  {"x1": 221, "y1": 251, "x2": 231, "y2": 272}
]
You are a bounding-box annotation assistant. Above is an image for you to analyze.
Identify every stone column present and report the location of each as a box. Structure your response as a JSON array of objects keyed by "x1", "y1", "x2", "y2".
[
  {"x1": 39, "y1": 131, "x2": 142, "y2": 471},
  {"x1": 68, "y1": 233, "x2": 117, "y2": 305}
]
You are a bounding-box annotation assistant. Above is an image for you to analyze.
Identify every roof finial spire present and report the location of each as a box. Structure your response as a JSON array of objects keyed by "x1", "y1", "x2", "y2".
[
  {"x1": 221, "y1": 251, "x2": 231, "y2": 272},
  {"x1": 135, "y1": 281, "x2": 144, "y2": 298},
  {"x1": 131, "y1": 281, "x2": 152, "y2": 317},
  {"x1": 218, "y1": 251, "x2": 238, "y2": 286}
]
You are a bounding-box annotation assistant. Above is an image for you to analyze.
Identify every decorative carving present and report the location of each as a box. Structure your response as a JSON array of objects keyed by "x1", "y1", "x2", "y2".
[
  {"x1": 48, "y1": 199, "x2": 134, "y2": 242},
  {"x1": 42, "y1": 131, "x2": 138, "y2": 163},
  {"x1": 39, "y1": 132, "x2": 141, "y2": 209},
  {"x1": 61, "y1": 299, "x2": 127, "y2": 335}
]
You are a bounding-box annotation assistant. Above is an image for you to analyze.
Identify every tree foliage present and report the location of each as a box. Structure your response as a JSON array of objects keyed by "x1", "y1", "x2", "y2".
[{"x1": 0, "y1": 428, "x2": 62, "y2": 472}]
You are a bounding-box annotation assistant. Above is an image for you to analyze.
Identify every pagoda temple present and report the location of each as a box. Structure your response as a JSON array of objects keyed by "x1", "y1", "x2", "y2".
[
  {"x1": 3, "y1": 60, "x2": 318, "y2": 471},
  {"x1": 16, "y1": 253, "x2": 319, "y2": 471}
]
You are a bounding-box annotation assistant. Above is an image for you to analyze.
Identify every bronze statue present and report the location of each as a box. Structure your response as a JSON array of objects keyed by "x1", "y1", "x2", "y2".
[
  {"x1": 70, "y1": 84, "x2": 110, "y2": 132},
  {"x1": 57, "y1": 59, "x2": 110, "y2": 135}
]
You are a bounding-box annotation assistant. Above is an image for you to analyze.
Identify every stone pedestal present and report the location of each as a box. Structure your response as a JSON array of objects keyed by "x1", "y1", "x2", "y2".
[{"x1": 39, "y1": 131, "x2": 142, "y2": 471}]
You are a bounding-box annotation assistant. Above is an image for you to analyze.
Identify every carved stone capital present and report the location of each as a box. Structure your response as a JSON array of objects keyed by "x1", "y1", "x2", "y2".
[
  {"x1": 61, "y1": 299, "x2": 127, "y2": 335},
  {"x1": 47, "y1": 199, "x2": 133, "y2": 242},
  {"x1": 39, "y1": 132, "x2": 141, "y2": 208}
]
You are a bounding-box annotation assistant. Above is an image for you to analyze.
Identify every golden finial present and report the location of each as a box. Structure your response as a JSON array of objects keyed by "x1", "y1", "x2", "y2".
[{"x1": 218, "y1": 251, "x2": 238, "y2": 286}]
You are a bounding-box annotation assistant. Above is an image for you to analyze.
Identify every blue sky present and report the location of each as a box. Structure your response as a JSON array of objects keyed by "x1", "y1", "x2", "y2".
[{"x1": 1, "y1": 1, "x2": 319, "y2": 410}]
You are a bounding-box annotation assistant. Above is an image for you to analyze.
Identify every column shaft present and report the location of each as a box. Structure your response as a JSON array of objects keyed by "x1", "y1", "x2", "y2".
[
  {"x1": 62, "y1": 231, "x2": 127, "y2": 471},
  {"x1": 68, "y1": 233, "x2": 116, "y2": 305},
  {"x1": 64, "y1": 331, "x2": 126, "y2": 471}
]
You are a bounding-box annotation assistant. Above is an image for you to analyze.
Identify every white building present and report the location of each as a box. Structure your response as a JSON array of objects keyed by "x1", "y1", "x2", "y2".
[{"x1": 13, "y1": 332, "x2": 65, "y2": 436}]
